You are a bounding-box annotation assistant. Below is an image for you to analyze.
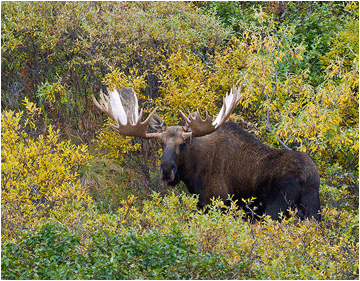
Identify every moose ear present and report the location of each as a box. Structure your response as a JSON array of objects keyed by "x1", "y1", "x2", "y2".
[
  {"x1": 148, "y1": 114, "x2": 167, "y2": 133},
  {"x1": 182, "y1": 124, "x2": 191, "y2": 132}
]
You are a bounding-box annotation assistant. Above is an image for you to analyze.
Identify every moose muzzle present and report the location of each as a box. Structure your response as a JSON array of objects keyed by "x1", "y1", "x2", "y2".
[{"x1": 160, "y1": 148, "x2": 177, "y2": 182}]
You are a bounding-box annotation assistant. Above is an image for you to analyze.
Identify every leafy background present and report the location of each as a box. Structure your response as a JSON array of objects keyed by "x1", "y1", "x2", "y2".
[{"x1": 1, "y1": 1, "x2": 358, "y2": 279}]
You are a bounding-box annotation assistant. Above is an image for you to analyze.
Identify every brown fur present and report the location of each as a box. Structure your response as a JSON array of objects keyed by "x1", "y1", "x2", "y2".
[{"x1": 158, "y1": 121, "x2": 321, "y2": 221}]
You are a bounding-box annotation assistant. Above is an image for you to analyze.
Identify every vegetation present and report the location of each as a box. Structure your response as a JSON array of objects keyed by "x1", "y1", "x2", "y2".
[{"x1": 1, "y1": 1, "x2": 358, "y2": 279}]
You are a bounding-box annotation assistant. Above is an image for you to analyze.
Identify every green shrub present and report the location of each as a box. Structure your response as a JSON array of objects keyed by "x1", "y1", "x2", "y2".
[
  {"x1": 320, "y1": 2, "x2": 359, "y2": 74},
  {"x1": 1, "y1": 223, "x2": 238, "y2": 280},
  {"x1": 278, "y1": 2, "x2": 347, "y2": 86},
  {"x1": 1, "y1": 224, "x2": 85, "y2": 280},
  {"x1": 86, "y1": 228, "x2": 234, "y2": 280}
]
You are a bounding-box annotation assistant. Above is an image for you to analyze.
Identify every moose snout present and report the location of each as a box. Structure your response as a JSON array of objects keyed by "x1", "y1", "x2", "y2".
[
  {"x1": 160, "y1": 161, "x2": 177, "y2": 182},
  {"x1": 160, "y1": 148, "x2": 177, "y2": 182}
]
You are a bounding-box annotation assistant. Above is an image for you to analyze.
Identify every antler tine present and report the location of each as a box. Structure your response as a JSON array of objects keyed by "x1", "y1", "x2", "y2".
[
  {"x1": 214, "y1": 95, "x2": 228, "y2": 129},
  {"x1": 93, "y1": 88, "x2": 161, "y2": 139},
  {"x1": 205, "y1": 109, "x2": 212, "y2": 120},
  {"x1": 213, "y1": 85, "x2": 242, "y2": 129},
  {"x1": 140, "y1": 106, "x2": 160, "y2": 130},
  {"x1": 180, "y1": 110, "x2": 191, "y2": 124},
  {"x1": 93, "y1": 90, "x2": 106, "y2": 112},
  {"x1": 181, "y1": 85, "x2": 242, "y2": 138},
  {"x1": 100, "y1": 90, "x2": 109, "y2": 109}
]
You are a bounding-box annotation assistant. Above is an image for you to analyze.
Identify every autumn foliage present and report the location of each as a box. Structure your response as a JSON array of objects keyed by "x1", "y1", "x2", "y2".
[{"x1": 1, "y1": 1, "x2": 358, "y2": 279}]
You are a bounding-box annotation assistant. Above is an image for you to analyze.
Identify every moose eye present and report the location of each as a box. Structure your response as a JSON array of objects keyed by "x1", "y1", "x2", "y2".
[{"x1": 179, "y1": 143, "x2": 186, "y2": 151}]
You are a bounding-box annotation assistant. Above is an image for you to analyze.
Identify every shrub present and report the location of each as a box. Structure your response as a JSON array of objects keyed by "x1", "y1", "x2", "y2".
[
  {"x1": 202, "y1": 2, "x2": 356, "y2": 87},
  {"x1": 320, "y1": 2, "x2": 359, "y2": 74},
  {"x1": 1, "y1": 222, "x2": 235, "y2": 280},
  {"x1": 86, "y1": 228, "x2": 233, "y2": 280},
  {"x1": 1, "y1": 101, "x2": 92, "y2": 242},
  {"x1": 94, "y1": 119, "x2": 141, "y2": 164},
  {"x1": 1, "y1": 192, "x2": 358, "y2": 280},
  {"x1": 1, "y1": 224, "x2": 84, "y2": 280},
  {"x1": 278, "y1": 2, "x2": 348, "y2": 86}
]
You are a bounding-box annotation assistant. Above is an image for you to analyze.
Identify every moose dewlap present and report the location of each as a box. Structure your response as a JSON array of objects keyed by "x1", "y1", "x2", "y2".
[{"x1": 93, "y1": 87, "x2": 321, "y2": 221}]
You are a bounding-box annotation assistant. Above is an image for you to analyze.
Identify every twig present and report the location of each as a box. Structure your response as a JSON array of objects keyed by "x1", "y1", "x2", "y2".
[
  {"x1": 263, "y1": 112, "x2": 291, "y2": 150},
  {"x1": 262, "y1": 58, "x2": 290, "y2": 150}
]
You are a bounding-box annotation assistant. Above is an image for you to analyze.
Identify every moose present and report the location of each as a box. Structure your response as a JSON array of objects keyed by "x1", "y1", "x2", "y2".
[{"x1": 93, "y1": 86, "x2": 321, "y2": 221}]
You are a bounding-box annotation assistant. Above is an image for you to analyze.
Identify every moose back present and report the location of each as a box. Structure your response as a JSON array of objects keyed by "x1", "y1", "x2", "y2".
[{"x1": 93, "y1": 87, "x2": 321, "y2": 221}]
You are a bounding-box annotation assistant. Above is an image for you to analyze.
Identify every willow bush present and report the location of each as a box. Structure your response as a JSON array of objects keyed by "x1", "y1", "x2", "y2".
[{"x1": 1, "y1": 100, "x2": 92, "y2": 241}]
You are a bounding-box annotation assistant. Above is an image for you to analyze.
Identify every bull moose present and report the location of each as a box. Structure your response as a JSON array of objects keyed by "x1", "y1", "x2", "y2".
[{"x1": 93, "y1": 86, "x2": 321, "y2": 221}]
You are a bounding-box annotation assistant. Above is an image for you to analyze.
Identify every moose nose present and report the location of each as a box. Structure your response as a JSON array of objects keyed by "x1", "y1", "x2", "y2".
[
  {"x1": 160, "y1": 161, "x2": 177, "y2": 172},
  {"x1": 160, "y1": 161, "x2": 177, "y2": 182}
]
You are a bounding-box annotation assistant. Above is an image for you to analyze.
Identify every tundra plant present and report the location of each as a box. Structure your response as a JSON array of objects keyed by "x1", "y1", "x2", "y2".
[{"x1": 1, "y1": 100, "x2": 92, "y2": 242}]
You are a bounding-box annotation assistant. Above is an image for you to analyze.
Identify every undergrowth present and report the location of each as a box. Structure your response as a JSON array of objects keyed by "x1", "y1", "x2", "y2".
[{"x1": 2, "y1": 191, "x2": 358, "y2": 279}]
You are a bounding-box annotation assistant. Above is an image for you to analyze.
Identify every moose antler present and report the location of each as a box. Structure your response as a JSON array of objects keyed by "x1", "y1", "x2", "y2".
[
  {"x1": 92, "y1": 87, "x2": 161, "y2": 139},
  {"x1": 180, "y1": 86, "x2": 241, "y2": 137},
  {"x1": 93, "y1": 86, "x2": 241, "y2": 140}
]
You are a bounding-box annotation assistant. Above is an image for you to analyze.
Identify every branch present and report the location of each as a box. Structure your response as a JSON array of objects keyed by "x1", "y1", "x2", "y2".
[
  {"x1": 263, "y1": 112, "x2": 291, "y2": 150},
  {"x1": 349, "y1": 149, "x2": 359, "y2": 170},
  {"x1": 340, "y1": 147, "x2": 359, "y2": 171},
  {"x1": 262, "y1": 58, "x2": 290, "y2": 150},
  {"x1": 270, "y1": 58, "x2": 278, "y2": 101}
]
